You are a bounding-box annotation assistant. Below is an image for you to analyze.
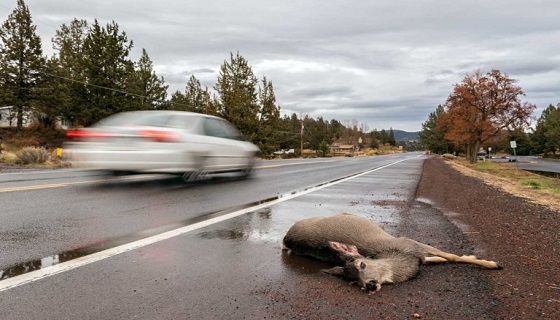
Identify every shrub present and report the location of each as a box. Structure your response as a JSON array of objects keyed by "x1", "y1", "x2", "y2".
[
  {"x1": 0, "y1": 150, "x2": 18, "y2": 164},
  {"x1": 11, "y1": 136, "x2": 41, "y2": 148},
  {"x1": 15, "y1": 147, "x2": 50, "y2": 165}
]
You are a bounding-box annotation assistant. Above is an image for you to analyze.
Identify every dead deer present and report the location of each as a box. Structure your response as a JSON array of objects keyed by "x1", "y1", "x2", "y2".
[{"x1": 282, "y1": 213, "x2": 502, "y2": 292}]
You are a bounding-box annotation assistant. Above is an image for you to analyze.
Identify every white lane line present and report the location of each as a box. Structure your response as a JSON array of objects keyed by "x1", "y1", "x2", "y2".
[{"x1": 0, "y1": 157, "x2": 416, "y2": 293}]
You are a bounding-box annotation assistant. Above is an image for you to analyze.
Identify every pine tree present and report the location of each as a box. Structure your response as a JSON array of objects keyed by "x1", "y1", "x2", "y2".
[
  {"x1": 419, "y1": 105, "x2": 450, "y2": 154},
  {"x1": 0, "y1": 0, "x2": 45, "y2": 131},
  {"x1": 255, "y1": 76, "x2": 281, "y2": 156},
  {"x1": 169, "y1": 75, "x2": 217, "y2": 114},
  {"x1": 388, "y1": 128, "x2": 396, "y2": 146},
  {"x1": 214, "y1": 52, "x2": 259, "y2": 141},
  {"x1": 128, "y1": 48, "x2": 168, "y2": 110},
  {"x1": 185, "y1": 75, "x2": 215, "y2": 114},
  {"x1": 80, "y1": 19, "x2": 134, "y2": 125},
  {"x1": 532, "y1": 104, "x2": 560, "y2": 155},
  {"x1": 51, "y1": 18, "x2": 89, "y2": 127}
]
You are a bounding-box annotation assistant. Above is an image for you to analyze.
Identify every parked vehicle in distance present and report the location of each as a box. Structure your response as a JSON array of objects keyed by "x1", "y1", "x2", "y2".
[
  {"x1": 273, "y1": 149, "x2": 295, "y2": 155},
  {"x1": 64, "y1": 111, "x2": 260, "y2": 180}
]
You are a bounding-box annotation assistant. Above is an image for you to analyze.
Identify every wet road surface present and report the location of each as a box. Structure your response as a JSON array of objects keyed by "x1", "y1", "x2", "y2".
[{"x1": 0, "y1": 153, "x2": 498, "y2": 319}]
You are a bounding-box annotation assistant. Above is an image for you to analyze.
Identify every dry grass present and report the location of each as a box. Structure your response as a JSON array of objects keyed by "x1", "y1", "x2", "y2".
[
  {"x1": 444, "y1": 158, "x2": 560, "y2": 212},
  {"x1": 1, "y1": 148, "x2": 71, "y2": 168}
]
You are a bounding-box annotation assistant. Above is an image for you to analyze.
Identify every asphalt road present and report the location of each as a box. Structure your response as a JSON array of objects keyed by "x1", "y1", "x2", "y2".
[
  {"x1": 490, "y1": 155, "x2": 560, "y2": 174},
  {"x1": 0, "y1": 152, "x2": 440, "y2": 319}
]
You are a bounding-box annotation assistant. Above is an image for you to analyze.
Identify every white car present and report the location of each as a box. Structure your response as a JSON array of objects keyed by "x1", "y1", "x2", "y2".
[{"x1": 64, "y1": 111, "x2": 260, "y2": 180}]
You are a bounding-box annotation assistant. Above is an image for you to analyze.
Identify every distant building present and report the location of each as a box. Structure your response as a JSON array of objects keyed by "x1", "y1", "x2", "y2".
[
  {"x1": 0, "y1": 106, "x2": 32, "y2": 127},
  {"x1": 329, "y1": 144, "x2": 356, "y2": 154},
  {"x1": 0, "y1": 106, "x2": 68, "y2": 128}
]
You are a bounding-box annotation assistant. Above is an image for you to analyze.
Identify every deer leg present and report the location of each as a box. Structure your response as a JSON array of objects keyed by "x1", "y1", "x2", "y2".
[
  {"x1": 424, "y1": 256, "x2": 448, "y2": 264},
  {"x1": 425, "y1": 255, "x2": 480, "y2": 264},
  {"x1": 411, "y1": 240, "x2": 502, "y2": 269},
  {"x1": 432, "y1": 251, "x2": 502, "y2": 269}
]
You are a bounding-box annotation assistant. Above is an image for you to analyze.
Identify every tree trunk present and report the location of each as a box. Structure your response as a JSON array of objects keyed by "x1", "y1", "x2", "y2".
[
  {"x1": 467, "y1": 141, "x2": 481, "y2": 164},
  {"x1": 16, "y1": 105, "x2": 23, "y2": 133}
]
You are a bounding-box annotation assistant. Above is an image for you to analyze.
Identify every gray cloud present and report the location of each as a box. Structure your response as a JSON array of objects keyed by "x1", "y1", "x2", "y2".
[{"x1": 5, "y1": 0, "x2": 559, "y2": 131}]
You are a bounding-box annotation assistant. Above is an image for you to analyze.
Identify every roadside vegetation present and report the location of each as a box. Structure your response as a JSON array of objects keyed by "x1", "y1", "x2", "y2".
[
  {"x1": 420, "y1": 72, "x2": 560, "y2": 164},
  {"x1": 444, "y1": 157, "x2": 560, "y2": 212},
  {"x1": 0, "y1": 126, "x2": 69, "y2": 167}
]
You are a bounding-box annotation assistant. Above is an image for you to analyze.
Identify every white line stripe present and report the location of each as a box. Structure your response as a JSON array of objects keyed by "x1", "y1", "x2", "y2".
[{"x1": 0, "y1": 157, "x2": 415, "y2": 293}]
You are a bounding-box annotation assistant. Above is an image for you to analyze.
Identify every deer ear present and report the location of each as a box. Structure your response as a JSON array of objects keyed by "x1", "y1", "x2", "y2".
[
  {"x1": 347, "y1": 244, "x2": 359, "y2": 256},
  {"x1": 328, "y1": 241, "x2": 342, "y2": 250},
  {"x1": 329, "y1": 241, "x2": 361, "y2": 257}
]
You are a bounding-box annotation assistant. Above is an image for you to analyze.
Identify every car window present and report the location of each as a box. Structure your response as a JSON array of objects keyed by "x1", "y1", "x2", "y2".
[
  {"x1": 96, "y1": 112, "x2": 173, "y2": 127},
  {"x1": 134, "y1": 114, "x2": 174, "y2": 127},
  {"x1": 203, "y1": 118, "x2": 241, "y2": 139},
  {"x1": 172, "y1": 114, "x2": 199, "y2": 130}
]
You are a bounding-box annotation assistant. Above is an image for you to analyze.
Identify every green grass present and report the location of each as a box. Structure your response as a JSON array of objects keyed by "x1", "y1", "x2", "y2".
[
  {"x1": 522, "y1": 181, "x2": 541, "y2": 189},
  {"x1": 457, "y1": 158, "x2": 560, "y2": 195}
]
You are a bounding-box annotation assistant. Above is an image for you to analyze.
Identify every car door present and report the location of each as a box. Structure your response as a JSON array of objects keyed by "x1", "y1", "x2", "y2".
[{"x1": 202, "y1": 117, "x2": 247, "y2": 171}]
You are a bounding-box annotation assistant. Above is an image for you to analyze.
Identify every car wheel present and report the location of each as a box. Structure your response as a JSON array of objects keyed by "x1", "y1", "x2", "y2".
[
  {"x1": 239, "y1": 157, "x2": 255, "y2": 178},
  {"x1": 182, "y1": 153, "x2": 209, "y2": 182}
]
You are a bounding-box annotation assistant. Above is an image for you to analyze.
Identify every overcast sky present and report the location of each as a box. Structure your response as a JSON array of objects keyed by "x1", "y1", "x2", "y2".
[{"x1": 2, "y1": 0, "x2": 559, "y2": 131}]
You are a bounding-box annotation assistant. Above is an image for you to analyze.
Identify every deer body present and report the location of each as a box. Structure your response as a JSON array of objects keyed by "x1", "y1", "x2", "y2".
[{"x1": 282, "y1": 213, "x2": 501, "y2": 291}]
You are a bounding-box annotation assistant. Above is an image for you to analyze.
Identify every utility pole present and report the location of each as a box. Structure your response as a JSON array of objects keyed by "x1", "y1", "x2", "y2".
[{"x1": 300, "y1": 113, "x2": 304, "y2": 156}]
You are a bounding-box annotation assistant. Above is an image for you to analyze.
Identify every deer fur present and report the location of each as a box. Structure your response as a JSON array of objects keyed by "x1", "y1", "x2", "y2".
[{"x1": 282, "y1": 213, "x2": 502, "y2": 292}]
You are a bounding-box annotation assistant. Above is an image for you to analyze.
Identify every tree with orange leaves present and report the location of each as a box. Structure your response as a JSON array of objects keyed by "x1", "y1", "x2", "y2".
[{"x1": 437, "y1": 70, "x2": 535, "y2": 163}]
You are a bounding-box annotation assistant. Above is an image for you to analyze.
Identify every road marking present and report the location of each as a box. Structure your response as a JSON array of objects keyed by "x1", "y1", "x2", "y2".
[
  {"x1": 0, "y1": 160, "x2": 337, "y2": 193},
  {"x1": 257, "y1": 159, "x2": 337, "y2": 169},
  {"x1": 0, "y1": 157, "x2": 418, "y2": 292},
  {"x1": 0, "y1": 176, "x2": 135, "y2": 193}
]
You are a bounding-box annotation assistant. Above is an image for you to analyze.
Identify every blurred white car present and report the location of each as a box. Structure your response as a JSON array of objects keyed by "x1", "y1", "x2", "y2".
[{"x1": 64, "y1": 111, "x2": 260, "y2": 180}]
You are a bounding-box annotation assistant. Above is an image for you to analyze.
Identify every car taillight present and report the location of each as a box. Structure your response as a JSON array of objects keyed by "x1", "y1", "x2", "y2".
[
  {"x1": 66, "y1": 129, "x2": 110, "y2": 141},
  {"x1": 139, "y1": 130, "x2": 180, "y2": 143}
]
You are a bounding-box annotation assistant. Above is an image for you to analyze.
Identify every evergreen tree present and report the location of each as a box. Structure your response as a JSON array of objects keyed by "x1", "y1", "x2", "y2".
[
  {"x1": 214, "y1": 52, "x2": 259, "y2": 141},
  {"x1": 128, "y1": 48, "x2": 168, "y2": 110},
  {"x1": 369, "y1": 129, "x2": 380, "y2": 149},
  {"x1": 185, "y1": 75, "x2": 214, "y2": 114},
  {"x1": 169, "y1": 75, "x2": 217, "y2": 114},
  {"x1": 419, "y1": 105, "x2": 450, "y2": 154},
  {"x1": 506, "y1": 128, "x2": 532, "y2": 155},
  {"x1": 388, "y1": 128, "x2": 396, "y2": 146},
  {"x1": 305, "y1": 116, "x2": 331, "y2": 151},
  {"x1": 35, "y1": 56, "x2": 67, "y2": 128},
  {"x1": 168, "y1": 90, "x2": 188, "y2": 111},
  {"x1": 0, "y1": 0, "x2": 45, "y2": 131},
  {"x1": 276, "y1": 113, "x2": 301, "y2": 152},
  {"x1": 80, "y1": 19, "x2": 134, "y2": 125},
  {"x1": 379, "y1": 129, "x2": 389, "y2": 145},
  {"x1": 51, "y1": 19, "x2": 90, "y2": 126},
  {"x1": 254, "y1": 77, "x2": 281, "y2": 156},
  {"x1": 328, "y1": 119, "x2": 344, "y2": 141},
  {"x1": 532, "y1": 104, "x2": 560, "y2": 155}
]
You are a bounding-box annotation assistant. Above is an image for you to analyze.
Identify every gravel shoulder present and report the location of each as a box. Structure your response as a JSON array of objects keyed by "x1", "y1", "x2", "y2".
[{"x1": 417, "y1": 156, "x2": 559, "y2": 319}]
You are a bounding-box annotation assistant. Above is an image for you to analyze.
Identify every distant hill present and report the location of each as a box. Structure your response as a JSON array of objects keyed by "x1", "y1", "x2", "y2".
[{"x1": 392, "y1": 130, "x2": 420, "y2": 142}]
